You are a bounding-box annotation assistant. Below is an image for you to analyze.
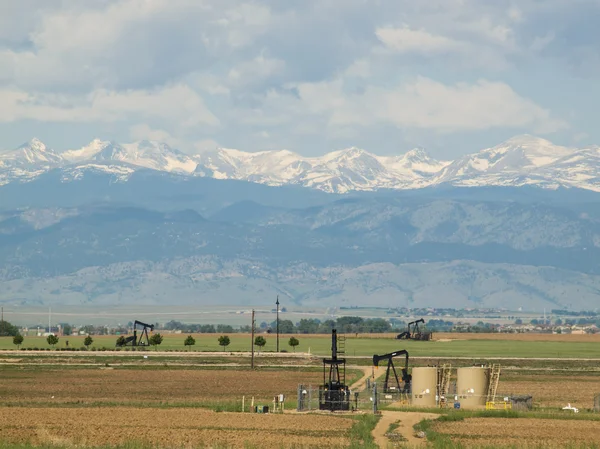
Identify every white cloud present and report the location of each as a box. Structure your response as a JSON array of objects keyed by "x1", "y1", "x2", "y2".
[
  {"x1": 0, "y1": 84, "x2": 219, "y2": 127},
  {"x1": 373, "y1": 23, "x2": 515, "y2": 70},
  {"x1": 530, "y1": 33, "x2": 555, "y2": 51},
  {"x1": 218, "y1": 3, "x2": 273, "y2": 48},
  {"x1": 0, "y1": 1, "x2": 276, "y2": 92},
  {"x1": 376, "y1": 26, "x2": 463, "y2": 53},
  {"x1": 507, "y1": 6, "x2": 524, "y2": 22},
  {"x1": 193, "y1": 139, "x2": 220, "y2": 152},
  {"x1": 272, "y1": 76, "x2": 567, "y2": 134},
  {"x1": 129, "y1": 124, "x2": 181, "y2": 147},
  {"x1": 344, "y1": 59, "x2": 371, "y2": 78},
  {"x1": 462, "y1": 18, "x2": 515, "y2": 46},
  {"x1": 572, "y1": 132, "x2": 589, "y2": 143},
  {"x1": 381, "y1": 78, "x2": 566, "y2": 133},
  {"x1": 227, "y1": 54, "x2": 285, "y2": 87},
  {"x1": 0, "y1": 0, "x2": 593, "y2": 156}
]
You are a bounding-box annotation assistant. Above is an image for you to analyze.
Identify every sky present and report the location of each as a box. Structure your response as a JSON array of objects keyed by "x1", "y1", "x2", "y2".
[{"x1": 0, "y1": 0, "x2": 598, "y2": 159}]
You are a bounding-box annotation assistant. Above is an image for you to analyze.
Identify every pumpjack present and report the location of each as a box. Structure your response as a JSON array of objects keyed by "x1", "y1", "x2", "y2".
[
  {"x1": 116, "y1": 320, "x2": 154, "y2": 347},
  {"x1": 396, "y1": 318, "x2": 432, "y2": 341},
  {"x1": 372, "y1": 349, "x2": 412, "y2": 394},
  {"x1": 319, "y1": 329, "x2": 350, "y2": 411}
]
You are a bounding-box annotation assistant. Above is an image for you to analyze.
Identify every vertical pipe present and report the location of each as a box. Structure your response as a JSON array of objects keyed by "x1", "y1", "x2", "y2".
[
  {"x1": 276, "y1": 296, "x2": 280, "y2": 352},
  {"x1": 251, "y1": 309, "x2": 255, "y2": 369},
  {"x1": 372, "y1": 382, "x2": 378, "y2": 414}
]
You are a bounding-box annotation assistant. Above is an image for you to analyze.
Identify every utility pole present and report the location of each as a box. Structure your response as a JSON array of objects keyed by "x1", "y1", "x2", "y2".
[
  {"x1": 1, "y1": 306, "x2": 3, "y2": 336},
  {"x1": 276, "y1": 295, "x2": 280, "y2": 352},
  {"x1": 251, "y1": 309, "x2": 255, "y2": 369}
]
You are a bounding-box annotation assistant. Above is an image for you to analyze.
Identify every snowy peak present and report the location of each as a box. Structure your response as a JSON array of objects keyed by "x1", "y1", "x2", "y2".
[
  {"x1": 1, "y1": 134, "x2": 600, "y2": 193},
  {"x1": 61, "y1": 139, "x2": 112, "y2": 162},
  {"x1": 404, "y1": 147, "x2": 430, "y2": 162},
  {"x1": 21, "y1": 137, "x2": 47, "y2": 152},
  {"x1": 195, "y1": 147, "x2": 308, "y2": 182},
  {"x1": 321, "y1": 147, "x2": 371, "y2": 162},
  {"x1": 378, "y1": 148, "x2": 448, "y2": 181},
  {"x1": 435, "y1": 135, "x2": 577, "y2": 185},
  {"x1": 0, "y1": 138, "x2": 62, "y2": 167},
  {"x1": 319, "y1": 147, "x2": 384, "y2": 172},
  {"x1": 72, "y1": 139, "x2": 197, "y2": 174},
  {"x1": 193, "y1": 145, "x2": 447, "y2": 193},
  {"x1": 486, "y1": 134, "x2": 573, "y2": 169}
]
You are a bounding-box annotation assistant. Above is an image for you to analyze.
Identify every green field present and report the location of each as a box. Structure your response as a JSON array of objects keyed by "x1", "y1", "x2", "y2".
[{"x1": 1, "y1": 334, "x2": 599, "y2": 358}]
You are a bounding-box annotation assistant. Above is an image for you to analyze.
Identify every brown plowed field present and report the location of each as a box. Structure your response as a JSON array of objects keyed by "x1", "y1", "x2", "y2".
[
  {"x1": 499, "y1": 375, "x2": 600, "y2": 408},
  {"x1": 0, "y1": 368, "x2": 323, "y2": 405},
  {"x1": 0, "y1": 407, "x2": 353, "y2": 448},
  {"x1": 434, "y1": 417, "x2": 600, "y2": 448}
]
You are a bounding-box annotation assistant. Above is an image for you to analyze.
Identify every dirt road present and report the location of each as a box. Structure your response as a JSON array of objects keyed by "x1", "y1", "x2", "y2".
[
  {"x1": 372, "y1": 411, "x2": 439, "y2": 448},
  {"x1": 349, "y1": 365, "x2": 387, "y2": 392}
]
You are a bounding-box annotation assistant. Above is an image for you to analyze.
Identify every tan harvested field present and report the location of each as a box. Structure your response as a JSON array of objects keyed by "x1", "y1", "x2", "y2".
[
  {"x1": 0, "y1": 407, "x2": 353, "y2": 448},
  {"x1": 0, "y1": 368, "x2": 323, "y2": 406},
  {"x1": 3, "y1": 349, "x2": 600, "y2": 448},
  {"x1": 499, "y1": 374, "x2": 600, "y2": 408},
  {"x1": 434, "y1": 417, "x2": 600, "y2": 448},
  {"x1": 347, "y1": 332, "x2": 600, "y2": 342},
  {"x1": 433, "y1": 332, "x2": 600, "y2": 342}
]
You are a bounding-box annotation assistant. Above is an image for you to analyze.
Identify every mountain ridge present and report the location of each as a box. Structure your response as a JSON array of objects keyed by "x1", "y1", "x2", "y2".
[
  {"x1": 1, "y1": 198, "x2": 599, "y2": 310},
  {"x1": 1, "y1": 135, "x2": 598, "y2": 193}
]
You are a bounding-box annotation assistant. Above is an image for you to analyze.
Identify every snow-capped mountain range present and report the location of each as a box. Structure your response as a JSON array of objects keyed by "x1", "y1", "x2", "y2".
[{"x1": 1, "y1": 135, "x2": 599, "y2": 193}]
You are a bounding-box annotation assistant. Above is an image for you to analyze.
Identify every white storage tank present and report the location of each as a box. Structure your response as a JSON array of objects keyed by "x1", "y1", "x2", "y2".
[
  {"x1": 456, "y1": 367, "x2": 490, "y2": 409},
  {"x1": 411, "y1": 367, "x2": 438, "y2": 407}
]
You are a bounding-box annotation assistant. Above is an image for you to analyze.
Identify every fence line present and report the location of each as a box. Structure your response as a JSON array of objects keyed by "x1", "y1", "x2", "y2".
[{"x1": 297, "y1": 382, "x2": 531, "y2": 414}]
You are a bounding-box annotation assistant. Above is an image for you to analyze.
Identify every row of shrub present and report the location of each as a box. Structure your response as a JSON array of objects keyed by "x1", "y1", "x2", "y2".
[
  {"x1": 16, "y1": 346, "x2": 145, "y2": 351},
  {"x1": 13, "y1": 347, "x2": 289, "y2": 352}
]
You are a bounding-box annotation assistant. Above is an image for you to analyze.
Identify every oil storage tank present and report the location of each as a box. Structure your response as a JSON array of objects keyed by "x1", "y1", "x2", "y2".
[
  {"x1": 456, "y1": 367, "x2": 490, "y2": 409},
  {"x1": 411, "y1": 367, "x2": 438, "y2": 407}
]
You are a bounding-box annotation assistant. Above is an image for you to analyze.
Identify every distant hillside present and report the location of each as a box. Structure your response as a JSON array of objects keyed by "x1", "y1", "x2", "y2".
[{"x1": 0, "y1": 176, "x2": 598, "y2": 311}]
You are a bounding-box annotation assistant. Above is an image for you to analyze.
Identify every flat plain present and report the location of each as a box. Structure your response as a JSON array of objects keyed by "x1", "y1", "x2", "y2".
[
  {"x1": 3, "y1": 332, "x2": 600, "y2": 358},
  {"x1": 2, "y1": 332, "x2": 600, "y2": 448}
]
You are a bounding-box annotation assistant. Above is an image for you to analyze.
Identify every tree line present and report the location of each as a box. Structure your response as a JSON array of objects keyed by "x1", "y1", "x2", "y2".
[{"x1": 163, "y1": 316, "x2": 404, "y2": 334}]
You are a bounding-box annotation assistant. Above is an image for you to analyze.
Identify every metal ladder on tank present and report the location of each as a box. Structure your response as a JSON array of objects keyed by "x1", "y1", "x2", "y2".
[
  {"x1": 438, "y1": 364, "x2": 452, "y2": 408},
  {"x1": 486, "y1": 364, "x2": 501, "y2": 403}
]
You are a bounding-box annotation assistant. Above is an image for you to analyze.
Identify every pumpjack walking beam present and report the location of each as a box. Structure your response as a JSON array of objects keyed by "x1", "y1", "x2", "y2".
[
  {"x1": 396, "y1": 319, "x2": 424, "y2": 339},
  {"x1": 372, "y1": 349, "x2": 412, "y2": 393},
  {"x1": 133, "y1": 320, "x2": 154, "y2": 346},
  {"x1": 117, "y1": 320, "x2": 155, "y2": 347},
  {"x1": 396, "y1": 318, "x2": 432, "y2": 341}
]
